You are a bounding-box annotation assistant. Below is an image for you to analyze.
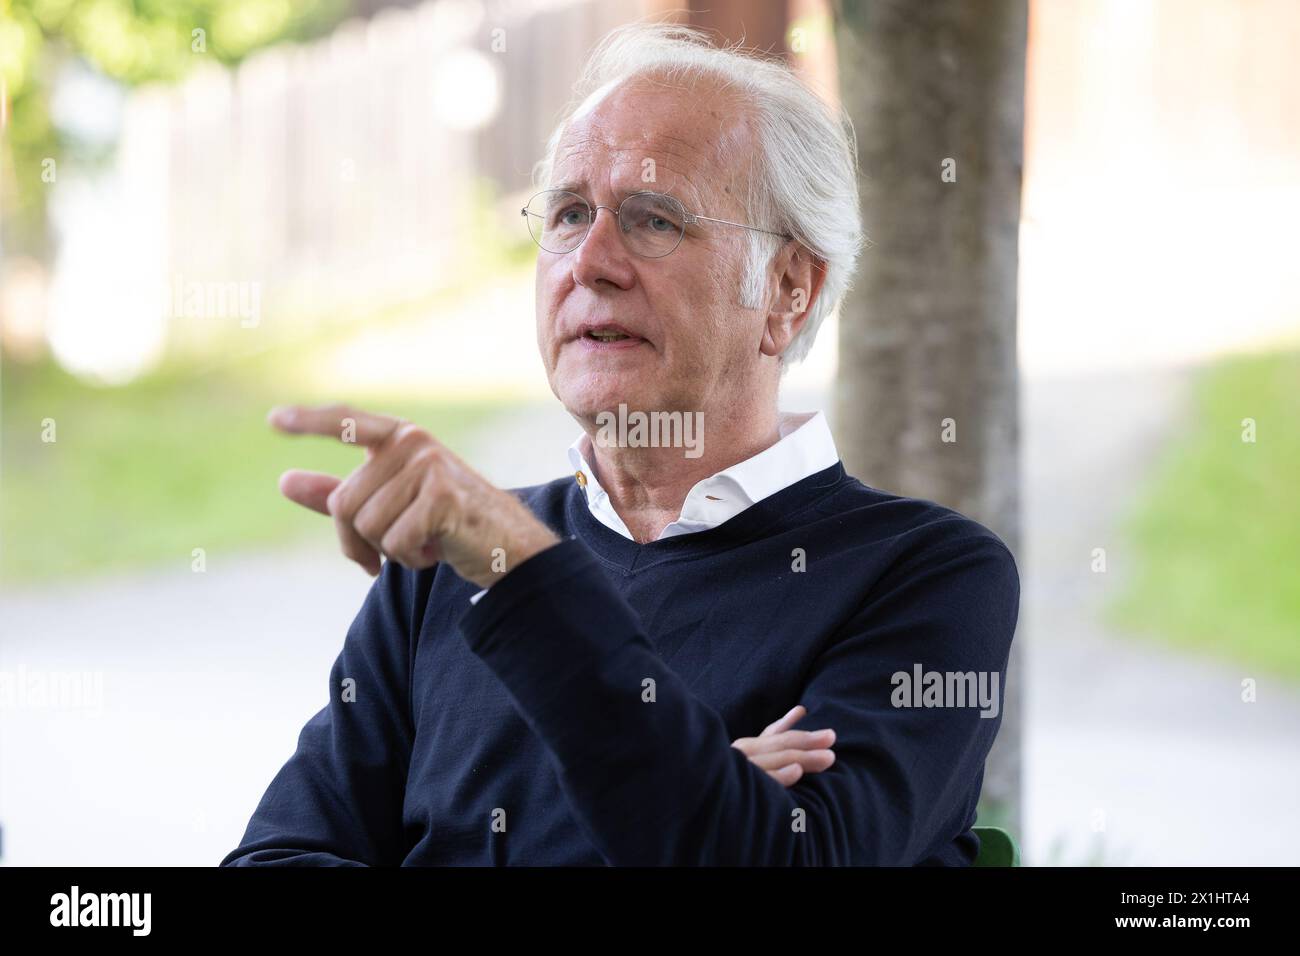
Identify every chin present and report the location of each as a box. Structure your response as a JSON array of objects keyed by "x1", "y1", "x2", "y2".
[{"x1": 556, "y1": 373, "x2": 657, "y2": 420}]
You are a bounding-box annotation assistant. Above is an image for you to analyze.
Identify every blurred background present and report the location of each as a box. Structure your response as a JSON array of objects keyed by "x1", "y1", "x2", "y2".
[{"x1": 1, "y1": 0, "x2": 1296, "y2": 866}]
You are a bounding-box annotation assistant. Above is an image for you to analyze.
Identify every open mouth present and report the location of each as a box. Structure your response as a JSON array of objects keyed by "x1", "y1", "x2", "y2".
[{"x1": 586, "y1": 330, "x2": 635, "y2": 342}]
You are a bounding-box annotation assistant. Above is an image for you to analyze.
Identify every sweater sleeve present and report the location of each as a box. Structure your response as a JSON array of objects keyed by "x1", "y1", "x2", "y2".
[
  {"x1": 220, "y1": 558, "x2": 418, "y2": 866},
  {"x1": 457, "y1": 532, "x2": 1020, "y2": 866}
]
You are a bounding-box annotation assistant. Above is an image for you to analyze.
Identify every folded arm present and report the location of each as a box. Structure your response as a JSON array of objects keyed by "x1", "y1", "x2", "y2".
[{"x1": 458, "y1": 533, "x2": 1020, "y2": 866}]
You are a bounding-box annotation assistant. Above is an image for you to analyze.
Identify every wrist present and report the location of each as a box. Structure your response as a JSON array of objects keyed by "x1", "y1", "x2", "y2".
[{"x1": 472, "y1": 522, "x2": 561, "y2": 590}]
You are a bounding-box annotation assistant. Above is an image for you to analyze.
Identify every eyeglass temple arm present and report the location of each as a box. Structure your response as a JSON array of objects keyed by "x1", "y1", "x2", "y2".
[{"x1": 687, "y1": 213, "x2": 792, "y2": 239}]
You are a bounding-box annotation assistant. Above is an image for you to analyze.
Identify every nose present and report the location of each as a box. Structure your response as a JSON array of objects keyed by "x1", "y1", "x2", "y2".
[{"x1": 570, "y1": 204, "x2": 636, "y2": 292}]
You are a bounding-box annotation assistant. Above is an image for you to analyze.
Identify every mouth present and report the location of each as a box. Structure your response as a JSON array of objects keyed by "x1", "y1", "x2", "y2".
[
  {"x1": 587, "y1": 330, "x2": 635, "y2": 342},
  {"x1": 576, "y1": 323, "x2": 648, "y2": 350}
]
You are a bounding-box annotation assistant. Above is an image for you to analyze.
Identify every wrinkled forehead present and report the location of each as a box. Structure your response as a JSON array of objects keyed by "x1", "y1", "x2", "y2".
[{"x1": 550, "y1": 75, "x2": 751, "y2": 211}]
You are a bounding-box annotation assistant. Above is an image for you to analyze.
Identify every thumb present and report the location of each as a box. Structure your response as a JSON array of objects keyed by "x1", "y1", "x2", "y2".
[{"x1": 278, "y1": 469, "x2": 341, "y2": 516}]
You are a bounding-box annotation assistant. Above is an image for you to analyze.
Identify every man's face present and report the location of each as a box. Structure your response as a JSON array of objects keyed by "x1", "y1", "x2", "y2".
[{"x1": 535, "y1": 77, "x2": 766, "y2": 424}]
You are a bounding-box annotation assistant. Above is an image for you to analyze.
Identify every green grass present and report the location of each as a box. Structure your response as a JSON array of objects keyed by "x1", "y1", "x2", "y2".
[
  {"x1": 0, "y1": 356, "x2": 508, "y2": 584},
  {"x1": 1108, "y1": 349, "x2": 1300, "y2": 682}
]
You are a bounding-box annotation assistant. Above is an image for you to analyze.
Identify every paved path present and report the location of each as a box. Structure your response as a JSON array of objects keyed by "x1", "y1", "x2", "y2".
[{"x1": 1021, "y1": 367, "x2": 1300, "y2": 865}]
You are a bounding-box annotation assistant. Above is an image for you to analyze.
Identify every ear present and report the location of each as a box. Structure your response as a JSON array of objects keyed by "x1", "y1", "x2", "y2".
[{"x1": 760, "y1": 242, "x2": 828, "y2": 359}]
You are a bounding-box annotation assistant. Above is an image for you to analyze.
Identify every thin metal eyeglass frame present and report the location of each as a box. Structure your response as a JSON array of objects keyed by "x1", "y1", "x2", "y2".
[{"x1": 520, "y1": 189, "x2": 792, "y2": 258}]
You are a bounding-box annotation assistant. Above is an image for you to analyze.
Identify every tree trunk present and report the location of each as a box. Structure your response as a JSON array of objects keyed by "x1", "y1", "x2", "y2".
[
  {"x1": 643, "y1": 0, "x2": 793, "y2": 55},
  {"x1": 833, "y1": 0, "x2": 1027, "y2": 836}
]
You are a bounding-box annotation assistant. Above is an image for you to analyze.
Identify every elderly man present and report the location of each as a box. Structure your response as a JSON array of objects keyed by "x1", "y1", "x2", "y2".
[{"x1": 222, "y1": 23, "x2": 1019, "y2": 867}]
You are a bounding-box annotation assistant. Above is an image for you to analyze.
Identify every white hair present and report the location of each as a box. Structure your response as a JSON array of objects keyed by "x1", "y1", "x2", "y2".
[{"x1": 532, "y1": 22, "x2": 864, "y2": 368}]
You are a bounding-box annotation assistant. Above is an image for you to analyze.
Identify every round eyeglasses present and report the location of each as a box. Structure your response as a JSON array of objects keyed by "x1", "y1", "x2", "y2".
[{"x1": 521, "y1": 189, "x2": 791, "y2": 259}]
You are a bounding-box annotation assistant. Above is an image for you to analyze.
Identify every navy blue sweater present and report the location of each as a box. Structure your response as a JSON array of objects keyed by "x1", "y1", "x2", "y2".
[{"x1": 221, "y1": 461, "x2": 1019, "y2": 866}]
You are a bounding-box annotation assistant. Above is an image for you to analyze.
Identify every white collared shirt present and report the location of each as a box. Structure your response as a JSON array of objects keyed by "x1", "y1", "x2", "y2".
[{"x1": 469, "y1": 409, "x2": 838, "y2": 603}]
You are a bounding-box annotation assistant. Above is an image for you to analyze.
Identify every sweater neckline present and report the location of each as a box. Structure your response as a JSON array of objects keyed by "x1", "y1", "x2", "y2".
[{"x1": 564, "y1": 460, "x2": 850, "y2": 570}]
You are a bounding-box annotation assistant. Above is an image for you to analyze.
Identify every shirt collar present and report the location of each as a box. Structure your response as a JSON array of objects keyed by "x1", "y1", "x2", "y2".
[{"x1": 566, "y1": 410, "x2": 839, "y2": 541}]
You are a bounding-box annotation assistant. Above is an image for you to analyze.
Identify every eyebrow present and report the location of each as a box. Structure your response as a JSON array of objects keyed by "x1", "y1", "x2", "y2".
[{"x1": 548, "y1": 181, "x2": 701, "y2": 211}]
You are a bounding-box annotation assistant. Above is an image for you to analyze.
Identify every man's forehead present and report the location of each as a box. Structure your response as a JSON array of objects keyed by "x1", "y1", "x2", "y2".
[
  {"x1": 550, "y1": 79, "x2": 748, "y2": 205},
  {"x1": 552, "y1": 137, "x2": 710, "y2": 201}
]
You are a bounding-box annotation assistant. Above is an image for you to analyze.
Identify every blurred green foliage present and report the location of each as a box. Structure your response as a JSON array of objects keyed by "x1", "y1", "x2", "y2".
[
  {"x1": 1109, "y1": 349, "x2": 1300, "y2": 682},
  {"x1": 1, "y1": 0, "x2": 349, "y2": 256}
]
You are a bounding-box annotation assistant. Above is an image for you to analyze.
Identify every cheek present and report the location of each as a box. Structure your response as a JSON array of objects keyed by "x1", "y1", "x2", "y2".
[
  {"x1": 535, "y1": 265, "x2": 563, "y2": 349},
  {"x1": 698, "y1": 259, "x2": 748, "y2": 339},
  {"x1": 653, "y1": 267, "x2": 730, "y2": 358}
]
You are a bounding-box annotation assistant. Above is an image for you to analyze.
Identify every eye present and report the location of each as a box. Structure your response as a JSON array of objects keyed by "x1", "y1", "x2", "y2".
[
  {"x1": 550, "y1": 205, "x2": 589, "y2": 228},
  {"x1": 627, "y1": 199, "x2": 682, "y2": 233}
]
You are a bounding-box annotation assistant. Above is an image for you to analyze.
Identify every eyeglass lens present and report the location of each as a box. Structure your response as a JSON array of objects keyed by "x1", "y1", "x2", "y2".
[{"x1": 523, "y1": 190, "x2": 686, "y2": 258}]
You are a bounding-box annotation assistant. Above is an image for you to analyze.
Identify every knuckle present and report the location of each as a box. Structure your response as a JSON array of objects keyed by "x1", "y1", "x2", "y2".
[
  {"x1": 327, "y1": 484, "x2": 352, "y2": 516},
  {"x1": 393, "y1": 421, "x2": 431, "y2": 451},
  {"x1": 411, "y1": 448, "x2": 439, "y2": 472},
  {"x1": 353, "y1": 514, "x2": 381, "y2": 545},
  {"x1": 380, "y1": 530, "x2": 417, "y2": 568}
]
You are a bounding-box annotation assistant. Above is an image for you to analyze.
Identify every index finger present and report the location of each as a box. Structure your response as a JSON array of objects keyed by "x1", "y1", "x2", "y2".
[{"x1": 268, "y1": 403, "x2": 402, "y2": 447}]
